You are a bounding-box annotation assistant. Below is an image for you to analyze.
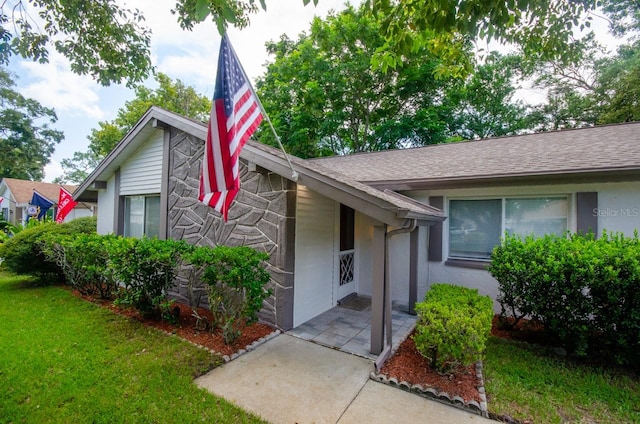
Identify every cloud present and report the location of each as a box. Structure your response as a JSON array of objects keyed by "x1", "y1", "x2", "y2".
[
  {"x1": 138, "y1": 0, "x2": 353, "y2": 87},
  {"x1": 43, "y1": 159, "x2": 64, "y2": 183},
  {"x1": 18, "y1": 53, "x2": 106, "y2": 120}
]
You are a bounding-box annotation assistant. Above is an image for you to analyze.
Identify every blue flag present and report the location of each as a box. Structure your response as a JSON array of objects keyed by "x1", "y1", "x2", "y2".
[{"x1": 30, "y1": 190, "x2": 55, "y2": 220}]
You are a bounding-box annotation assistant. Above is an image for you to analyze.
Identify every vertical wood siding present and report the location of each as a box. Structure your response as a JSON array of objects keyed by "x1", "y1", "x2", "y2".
[{"x1": 293, "y1": 186, "x2": 336, "y2": 327}]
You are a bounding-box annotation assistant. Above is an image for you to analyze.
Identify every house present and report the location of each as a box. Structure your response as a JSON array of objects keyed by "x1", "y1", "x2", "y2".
[
  {"x1": 74, "y1": 106, "x2": 640, "y2": 362},
  {"x1": 0, "y1": 178, "x2": 95, "y2": 225}
]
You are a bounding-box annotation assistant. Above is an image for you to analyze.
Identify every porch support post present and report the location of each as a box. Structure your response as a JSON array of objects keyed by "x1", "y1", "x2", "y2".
[
  {"x1": 409, "y1": 227, "x2": 419, "y2": 315},
  {"x1": 370, "y1": 224, "x2": 386, "y2": 355}
]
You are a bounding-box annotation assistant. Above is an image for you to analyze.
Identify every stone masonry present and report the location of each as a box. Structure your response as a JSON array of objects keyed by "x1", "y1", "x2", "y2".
[{"x1": 166, "y1": 128, "x2": 297, "y2": 330}]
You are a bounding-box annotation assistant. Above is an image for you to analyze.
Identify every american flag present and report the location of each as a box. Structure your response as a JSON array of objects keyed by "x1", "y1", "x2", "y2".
[{"x1": 199, "y1": 33, "x2": 263, "y2": 221}]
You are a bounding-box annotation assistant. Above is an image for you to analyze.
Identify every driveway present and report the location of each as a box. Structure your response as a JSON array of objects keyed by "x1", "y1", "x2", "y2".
[{"x1": 195, "y1": 334, "x2": 492, "y2": 423}]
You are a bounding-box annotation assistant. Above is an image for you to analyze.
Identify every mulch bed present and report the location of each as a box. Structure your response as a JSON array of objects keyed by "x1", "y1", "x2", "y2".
[
  {"x1": 72, "y1": 291, "x2": 275, "y2": 357},
  {"x1": 379, "y1": 331, "x2": 482, "y2": 404},
  {"x1": 377, "y1": 315, "x2": 550, "y2": 410}
]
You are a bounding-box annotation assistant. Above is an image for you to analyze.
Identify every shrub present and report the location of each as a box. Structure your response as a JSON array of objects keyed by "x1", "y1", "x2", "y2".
[
  {"x1": 588, "y1": 232, "x2": 640, "y2": 365},
  {"x1": 489, "y1": 231, "x2": 640, "y2": 365},
  {"x1": 106, "y1": 237, "x2": 190, "y2": 319},
  {"x1": 413, "y1": 283, "x2": 493, "y2": 372},
  {"x1": 186, "y1": 245, "x2": 271, "y2": 345},
  {"x1": 0, "y1": 219, "x2": 96, "y2": 281},
  {"x1": 63, "y1": 216, "x2": 97, "y2": 234},
  {"x1": 41, "y1": 232, "x2": 117, "y2": 299},
  {"x1": 489, "y1": 233, "x2": 595, "y2": 354}
]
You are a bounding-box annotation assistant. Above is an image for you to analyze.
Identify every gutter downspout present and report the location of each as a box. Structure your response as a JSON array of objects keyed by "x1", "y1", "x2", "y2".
[{"x1": 374, "y1": 218, "x2": 417, "y2": 371}]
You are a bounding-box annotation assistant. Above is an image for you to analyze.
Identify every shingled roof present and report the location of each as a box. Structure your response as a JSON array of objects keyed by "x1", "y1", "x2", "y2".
[
  {"x1": 1, "y1": 178, "x2": 76, "y2": 205},
  {"x1": 75, "y1": 107, "x2": 445, "y2": 227},
  {"x1": 311, "y1": 122, "x2": 640, "y2": 190}
]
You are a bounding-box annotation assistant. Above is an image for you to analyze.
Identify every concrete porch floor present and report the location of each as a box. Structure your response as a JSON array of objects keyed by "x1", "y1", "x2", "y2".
[{"x1": 288, "y1": 297, "x2": 417, "y2": 359}]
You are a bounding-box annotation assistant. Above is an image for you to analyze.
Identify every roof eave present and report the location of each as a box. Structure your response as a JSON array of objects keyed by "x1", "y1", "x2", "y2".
[
  {"x1": 365, "y1": 167, "x2": 640, "y2": 191},
  {"x1": 242, "y1": 144, "x2": 442, "y2": 227}
]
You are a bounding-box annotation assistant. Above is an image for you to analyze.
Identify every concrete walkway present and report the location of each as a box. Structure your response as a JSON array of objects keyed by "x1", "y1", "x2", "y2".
[{"x1": 195, "y1": 334, "x2": 493, "y2": 424}]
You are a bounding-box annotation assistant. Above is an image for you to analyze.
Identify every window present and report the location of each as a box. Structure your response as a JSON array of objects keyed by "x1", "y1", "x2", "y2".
[
  {"x1": 124, "y1": 195, "x2": 160, "y2": 238},
  {"x1": 449, "y1": 197, "x2": 567, "y2": 260}
]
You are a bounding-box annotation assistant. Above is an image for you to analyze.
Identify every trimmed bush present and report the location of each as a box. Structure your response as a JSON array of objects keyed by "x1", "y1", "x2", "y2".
[
  {"x1": 41, "y1": 232, "x2": 118, "y2": 299},
  {"x1": 413, "y1": 283, "x2": 493, "y2": 372},
  {"x1": 106, "y1": 236, "x2": 190, "y2": 319},
  {"x1": 186, "y1": 245, "x2": 271, "y2": 345},
  {"x1": 489, "y1": 233, "x2": 595, "y2": 354},
  {"x1": 489, "y1": 231, "x2": 640, "y2": 365},
  {"x1": 0, "y1": 218, "x2": 96, "y2": 281}
]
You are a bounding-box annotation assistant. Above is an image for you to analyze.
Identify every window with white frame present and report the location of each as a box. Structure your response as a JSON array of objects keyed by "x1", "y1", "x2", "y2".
[
  {"x1": 124, "y1": 195, "x2": 160, "y2": 238},
  {"x1": 448, "y1": 197, "x2": 568, "y2": 260}
]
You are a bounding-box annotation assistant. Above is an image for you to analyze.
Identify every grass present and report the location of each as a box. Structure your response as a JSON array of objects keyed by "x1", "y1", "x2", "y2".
[
  {"x1": 0, "y1": 273, "x2": 266, "y2": 424},
  {"x1": 484, "y1": 336, "x2": 640, "y2": 424}
]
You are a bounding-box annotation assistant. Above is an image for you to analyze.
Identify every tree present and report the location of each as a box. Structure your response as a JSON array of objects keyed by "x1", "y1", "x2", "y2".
[
  {"x1": 57, "y1": 73, "x2": 211, "y2": 183},
  {"x1": 446, "y1": 54, "x2": 534, "y2": 139},
  {"x1": 1, "y1": 1, "x2": 621, "y2": 87},
  {"x1": 255, "y1": 5, "x2": 459, "y2": 157},
  {"x1": 53, "y1": 151, "x2": 100, "y2": 185},
  {"x1": 367, "y1": 0, "x2": 603, "y2": 72},
  {"x1": 528, "y1": 34, "x2": 640, "y2": 128},
  {"x1": 602, "y1": 0, "x2": 640, "y2": 37},
  {"x1": 597, "y1": 42, "x2": 640, "y2": 123},
  {"x1": 0, "y1": 67, "x2": 62, "y2": 180},
  {"x1": 525, "y1": 33, "x2": 606, "y2": 130},
  {"x1": 0, "y1": 0, "x2": 152, "y2": 87}
]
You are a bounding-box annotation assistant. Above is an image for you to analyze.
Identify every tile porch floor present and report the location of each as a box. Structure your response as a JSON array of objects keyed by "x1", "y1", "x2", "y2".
[{"x1": 287, "y1": 301, "x2": 417, "y2": 359}]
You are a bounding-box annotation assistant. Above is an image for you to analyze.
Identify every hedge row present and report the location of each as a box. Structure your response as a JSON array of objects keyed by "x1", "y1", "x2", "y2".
[
  {"x1": 489, "y1": 232, "x2": 640, "y2": 365},
  {"x1": 0, "y1": 219, "x2": 271, "y2": 345}
]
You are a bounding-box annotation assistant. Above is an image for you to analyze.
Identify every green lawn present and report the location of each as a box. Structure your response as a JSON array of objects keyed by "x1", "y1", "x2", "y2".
[
  {"x1": 484, "y1": 336, "x2": 640, "y2": 424},
  {"x1": 0, "y1": 273, "x2": 266, "y2": 424}
]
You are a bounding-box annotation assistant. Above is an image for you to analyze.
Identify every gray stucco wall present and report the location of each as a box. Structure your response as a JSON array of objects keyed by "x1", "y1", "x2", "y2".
[{"x1": 166, "y1": 128, "x2": 296, "y2": 330}]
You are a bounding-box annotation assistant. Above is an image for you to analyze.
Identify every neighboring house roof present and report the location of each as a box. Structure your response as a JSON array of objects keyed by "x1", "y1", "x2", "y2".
[
  {"x1": 75, "y1": 107, "x2": 444, "y2": 227},
  {"x1": 0, "y1": 178, "x2": 76, "y2": 205},
  {"x1": 311, "y1": 122, "x2": 640, "y2": 190}
]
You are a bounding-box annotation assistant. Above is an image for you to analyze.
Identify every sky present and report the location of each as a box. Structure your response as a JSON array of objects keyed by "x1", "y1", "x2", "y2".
[
  {"x1": 7, "y1": 1, "x2": 621, "y2": 183},
  {"x1": 8, "y1": 0, "x2": 353, "y2": 182}
]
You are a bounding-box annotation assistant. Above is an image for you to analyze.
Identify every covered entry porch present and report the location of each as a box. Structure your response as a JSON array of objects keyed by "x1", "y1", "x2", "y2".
[
  {"x1": 288, "y1": 173, "x2": 444, "y2": 365},
  {"x1": 289, "y1": 296, "x2": 417, "y2": 359}
]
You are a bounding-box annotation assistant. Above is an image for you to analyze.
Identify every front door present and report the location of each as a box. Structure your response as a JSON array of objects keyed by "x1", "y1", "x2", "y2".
[{"x1": 337, "y1": 204, "x2": 356, "y2": 300}]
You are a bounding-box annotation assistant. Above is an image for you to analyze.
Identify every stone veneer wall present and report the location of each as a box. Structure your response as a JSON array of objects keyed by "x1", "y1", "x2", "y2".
[{"x1": 166, "y1": 128, "x2": 296, "y2": 330}]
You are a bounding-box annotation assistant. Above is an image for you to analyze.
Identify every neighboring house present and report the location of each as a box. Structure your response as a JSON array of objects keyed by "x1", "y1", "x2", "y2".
[
  {"x1": 74, "y1": 106, "x2": 640, "y2": 360},
  {"x1": 0, "y1": 178, "x2": 95, "y2": 225}
]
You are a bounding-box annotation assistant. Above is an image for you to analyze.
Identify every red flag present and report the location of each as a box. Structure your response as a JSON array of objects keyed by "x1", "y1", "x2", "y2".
[
  {"x1": 55, "y1": 187, "x2": 78, "y2": 223},
  {"x1": 199, "y1": 33, "x2": 263, "y2": 221}
]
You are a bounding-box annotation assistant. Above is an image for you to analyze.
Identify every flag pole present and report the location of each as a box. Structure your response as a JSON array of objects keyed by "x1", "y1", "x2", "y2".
[
  {"x1": 254, "y1": 93, "x2": 299, "y2": 182},
  {"x1": 231, "y1": 38, "x2": 299, "y2": 182}
]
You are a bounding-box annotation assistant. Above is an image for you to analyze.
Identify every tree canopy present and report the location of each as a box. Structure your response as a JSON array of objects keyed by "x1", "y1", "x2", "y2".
[
  {"x1": 55, "y1": 73, "x2": 211, "y2": 184},
  {"x1": 255, "y1": 5, "x2": 462, "y2": 157},
  {"x1": 0, "y1": 67, "x2": 62, "y2": 180},
  {"x1": 0, "y1": 0, "x2": 152, "y2": 87},
  {"x1": 255, "y1": 6, "x2": 536, "y2": 157},
  {"x1": 1, "y1": 0, "x2": 625, "y2": 86}
]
